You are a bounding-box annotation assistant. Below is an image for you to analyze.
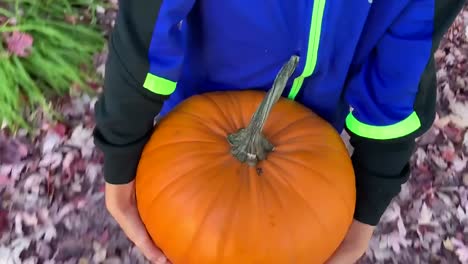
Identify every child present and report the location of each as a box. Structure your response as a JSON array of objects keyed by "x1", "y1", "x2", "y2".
[{"x1": 94, "y1": 1, "x2": 465, "y2": 263}]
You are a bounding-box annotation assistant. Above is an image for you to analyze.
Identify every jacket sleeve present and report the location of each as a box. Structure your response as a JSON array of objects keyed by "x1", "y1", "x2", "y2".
[
  {"x1": 344, "y1": 0, "x2": 465, "y2": 225},
  {"x1": 93, "y1": 0, "x2": 195, "y2": 184}
]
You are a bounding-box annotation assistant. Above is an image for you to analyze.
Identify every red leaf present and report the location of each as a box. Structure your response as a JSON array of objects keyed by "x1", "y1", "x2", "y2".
[
  {"x1": 0, "y1": 136, "x2": 26, "y2": 164},
  {"x1": 0, "y1": 175, "x2": 11, "y2": 186},
  {"x1": 53, "y1": 123, "x2": 68, "y2": 137},
  {"x1": 442, "y1": 149, "x2": 456, "y2": 162},
  {"x1": 0, "y1": 210, "x2": 8, "y2": 235},
  {"x1": 5, "y1": 31, "x2": 34, "y2": 57},
  {"x1": 444, "y1": 124, "x2": 463, "y2": 143},
  {"x1": 99, "y1": 229, "x2": 110, "y2": 244}
]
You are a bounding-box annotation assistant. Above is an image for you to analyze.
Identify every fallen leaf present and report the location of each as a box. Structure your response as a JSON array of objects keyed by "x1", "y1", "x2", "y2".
[
  {"x1": 67, "y1": 125, "x2": 94, "y2": 158},
  {"x1": 21, "y1": 212, "x2": 38, "y2": 227},
  {"x1": 53, "y1": 123, "x2": 68, "y2": 137},
  {"x1": 36, "y1": 224, "x2": 57, "y2": 242},
  {"x1": 380, "y1": 202, "x2": 401, "y2": 223},
  {"x1": 444, "y1": 238, "x2": 455, "y2": 251},
  {"x1": 452, "y1": 156, "x2": 467, "y2": 172},
  {"x1": 0, "y1": 247, "x2": 13, "y2": 264},
  {"x1": 443, "y1": 82, "x2": 455, "y2": 100},
  {"x1": 0, "y1": 175, "x2": 11, "y2": 186},
  {"x1": 0, "y1": 165, "x2": 12, "y2": 177},
  {"x1": 55, "y1": 203, "x2": 76, "y2": 223},
  {"x1": 414, "y1": 148, "x2": 427, "y2": 166},
  {"x1": 453, "y1": 239, "x2": 468, "y2": 263},
  {"x1": 397, "y1": 219, "x2": 407, "y2": 240},
  {"x1": 456, "y1": 206, "x2": 468, "y2": 222},
  {"x1": 418, "y1": 202, "x2": 433, "y2": 225},
  {"x1": 441, "y1": 146, "x2": 456, "y2": 162},
  {"x1": 431, "y1": 153, "x2": 448, "y2": 169},
  {"x1": 86, "y1": 164, "x2": 101, "y2": 184},
  {"x1": 14, "y1": 214, "x2": 23, "y2": 236},
  {"x1": 42, "y1": 132, "x2": 62, "y2": 154},
  {"x1": 9, "y1": 237, "x2": 32, "y2": 263},
  {"x1": 436, "y1": 191, "x2": 454, "y2": 207},
  {"x1": 449, "y1": 102, "x2": 468, "y2": 128},
  {"x1": 68, "y1": 125, "x2": 92, "y2": 147},
  {"x1": 36, "y1": 241, "x2": 52, "y2": 259},
  {"x1": 0, "y1": 137, "x2": 25, "y2": 164},
  {"x1": 0, "y1": 210, "x2": 8, "y2": 235},
  {"x1": 23, "y1": 173, "x2": 44, "y2": 193},
  {"x1": 446, "y1": 53, "x2": 456, "y2": 65},
  {"x1": 93, "y1": 247, "x2": 107, "y2": 263},
  {"x1": 103, "y1": 257, "x2": 121, "y2": 264},
  {"x1": 10, "y1": 163, "x2": 25, "y2": 181},
  {"x1": 371, "y1": 245, "x2": 393, "y2": 262},
  {"x1": 463, "y1": 173, "x2": 468, "y2": 186},
  {"x1": 443, "y1": 123, "x2": 464, "y2": 142},
  {"x1": 463, "y1": 131, "x2": 468, "y2": 152},
  {"x1": 39, "y1": 153, "x2": 63, "y2": 169},
  {"x1": 62, "y1": 152, "x2": 76, "y2": 173},
  {"x1": 23, "y1": 257, "x2": 38, "y2": 264},
  {"x1": 5, "y1": 31, "x2": 34, "y2": 57}
]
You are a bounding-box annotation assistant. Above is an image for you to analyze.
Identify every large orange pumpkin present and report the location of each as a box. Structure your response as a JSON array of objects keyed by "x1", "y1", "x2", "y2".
[{"x1": 135, "y1": 56, "x2": 356, "y2": 264}]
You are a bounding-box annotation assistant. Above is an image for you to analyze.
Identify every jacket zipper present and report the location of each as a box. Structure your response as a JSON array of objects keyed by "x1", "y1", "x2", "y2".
[{"x1": 288, "y1": 0, "x2": 327, "y2": 100}]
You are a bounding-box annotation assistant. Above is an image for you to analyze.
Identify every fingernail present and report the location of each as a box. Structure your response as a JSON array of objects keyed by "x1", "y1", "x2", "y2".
[{"x1": 156, "y1": 256, "x2": 166, "y2": 264}]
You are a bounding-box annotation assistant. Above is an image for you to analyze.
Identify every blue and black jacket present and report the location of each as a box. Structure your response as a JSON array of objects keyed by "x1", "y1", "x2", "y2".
[{"x1": 94, "y1": 0, "x2": 466, "y2": 225}]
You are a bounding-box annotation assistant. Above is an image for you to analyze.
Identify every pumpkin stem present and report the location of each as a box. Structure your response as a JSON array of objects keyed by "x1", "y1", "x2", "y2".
[{"x1": 227, "y1": 55, "x2": 299, "y2": 166}]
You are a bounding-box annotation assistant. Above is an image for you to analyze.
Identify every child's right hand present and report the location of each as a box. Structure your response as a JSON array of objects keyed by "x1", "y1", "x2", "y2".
[{"x1": 105, "y1": 180, "x2": 171, "y2": 264}]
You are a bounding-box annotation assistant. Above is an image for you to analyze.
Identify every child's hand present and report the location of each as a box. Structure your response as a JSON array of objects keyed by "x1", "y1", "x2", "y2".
[
  {"x1": 105, "y1": 180, "x2": 171, "y2": 264},
  {"x1": 325, "y1": 220, "x2": 375, "y2": 264}
]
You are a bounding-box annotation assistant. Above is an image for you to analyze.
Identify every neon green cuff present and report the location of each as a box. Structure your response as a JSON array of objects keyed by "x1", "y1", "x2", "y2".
[
  {"x1": 346, "y1": 111, "x2": 421, "y2": 140},
  {"x1": 143, "y1": 73, "x2": 177, "y2": 95}
]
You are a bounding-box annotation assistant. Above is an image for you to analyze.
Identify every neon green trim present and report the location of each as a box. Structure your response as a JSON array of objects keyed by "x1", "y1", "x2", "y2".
[
  {"x1": 346, "y1": 111, "x2": 421, "y2": 140},
  {"x1": 143, "y1": 73, "x2": 177, "y2": 95},
  {"x1": 289, "y1": 78, "x2": 304, "y2": 99},
  {"x1": 288, "y1": 0, "x2": 326, "y2": 100}
]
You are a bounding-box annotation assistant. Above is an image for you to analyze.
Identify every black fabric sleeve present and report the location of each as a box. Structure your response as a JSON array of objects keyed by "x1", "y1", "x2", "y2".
[
  {"x1": 93, "y1": 0, "x2": 168, "y2": 184},
  {"x1": 348, "y1": 0, "x2": 466, "y2": 225}
]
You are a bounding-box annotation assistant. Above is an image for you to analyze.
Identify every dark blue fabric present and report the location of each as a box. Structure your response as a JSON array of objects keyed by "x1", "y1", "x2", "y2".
[{"x1": 148, "y1": 0, "x2": 435, "y2": 131}]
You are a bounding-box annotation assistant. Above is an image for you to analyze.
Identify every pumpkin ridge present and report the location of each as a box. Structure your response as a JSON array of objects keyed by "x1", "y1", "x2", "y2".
[
  {"x1": 141, "y1": 158, "x2": 237, "y2": 263},
  {"x1": 168, "y1": 110, "x2": 230, "y2": 138},
  {"x1": 200, "y1": 93, "x2": 239, "y2": 132},
  {"x1": 265, "y1": 160, "x2": 326, "y2": 228},
  {"x1": 178, "y1": 166, "x2": 237, "y2": 264},
  {"x1": 265, "y1": 162, "x2": 343, "y2": 262},
  {"x1": 225, "y1": 91, "x2": 253, "y2": 129},
  {"x1": 268, "y1": 123, "x2": 333, "y2": 142},
  {"x1": 257, "y1": 169, "x2": 299, "y2": 262},
  {"x1": 140, "y1": 144, "x2": 227, "y2": 165},
  {"x1": 215, "y1": 164, "x2": 244, "y2": 264},
  {"x1": 269, "y1": 154, "x2": 354, "y2": 215},
  {"x1": 273, "y1": 144, "x2": 347, "y2": 157},
  {"x1": 143, "y1": 139, "x2": 222, "y2": 153},
  {"x1": 267, "y1": 114, "x2": 317, "y2": 139},
  {"x1": 140, "y1": 155, "x2": 232, "y2": 222}
]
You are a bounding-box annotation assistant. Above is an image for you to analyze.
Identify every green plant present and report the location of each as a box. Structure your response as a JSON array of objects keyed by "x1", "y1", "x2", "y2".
[{"x1": 0, "y1": 0, "x2": 107, "y2": 131}]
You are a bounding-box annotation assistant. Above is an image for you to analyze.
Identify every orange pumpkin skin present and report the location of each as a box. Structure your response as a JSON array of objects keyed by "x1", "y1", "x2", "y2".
[{"x1": 135, "y1": 90, "x2": 356, "y2": 264}]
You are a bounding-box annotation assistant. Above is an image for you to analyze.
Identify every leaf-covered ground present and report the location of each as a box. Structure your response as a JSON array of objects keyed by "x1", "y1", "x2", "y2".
[{"x1": 1, "y1": 4, "x2": 468, "y2": 264}]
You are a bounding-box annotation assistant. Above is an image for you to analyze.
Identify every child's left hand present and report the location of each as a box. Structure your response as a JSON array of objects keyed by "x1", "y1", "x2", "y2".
[{"x1": 325, "y1": 220, "x2": 375, "y2": 264}]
